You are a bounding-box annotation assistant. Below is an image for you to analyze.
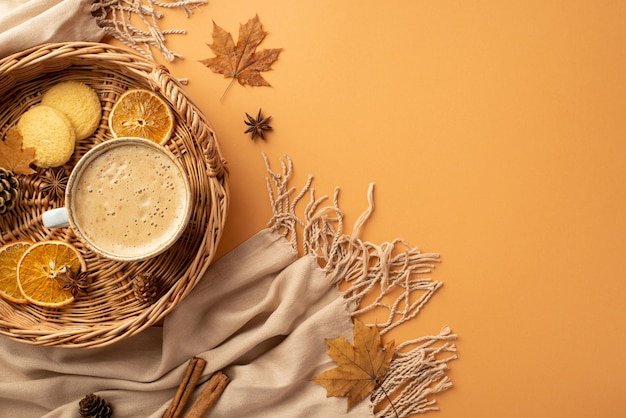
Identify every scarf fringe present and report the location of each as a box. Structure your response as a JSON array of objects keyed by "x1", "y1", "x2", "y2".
[
  {"x1": 263, "y1": 154, "x2": 457, "y2": 417},
  {"x1": 91, "y1": 0, "x2": 207, "y2": 62},
  {"x1": 373, "y1": 327, "x2": 457, "y2": 417}
]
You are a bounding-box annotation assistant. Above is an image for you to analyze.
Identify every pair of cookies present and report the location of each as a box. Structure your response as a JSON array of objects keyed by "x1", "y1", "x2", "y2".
[{"x1": 17, "y1": 81, "x2": 102, "y2": 168}]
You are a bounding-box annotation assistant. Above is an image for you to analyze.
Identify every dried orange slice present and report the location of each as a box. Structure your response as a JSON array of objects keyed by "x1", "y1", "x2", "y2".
[
  {"x1": 108, "y1": 89, "x2": 175, "y2": 144},
  {"x1": 0, "y1": 240, "x2": 33, "y2": 303},
  {"x1": 17, "y1": 240, "x2": 86, "y2": 307}
]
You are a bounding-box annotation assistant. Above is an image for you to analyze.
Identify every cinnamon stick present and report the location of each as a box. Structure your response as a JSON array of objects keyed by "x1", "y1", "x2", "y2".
[
  {"x1": 183, "y1": 371, "x2": 230, "y2": 418},
  {"x1": 163, "y1": 356, "x2": 207, "y2": 418}
]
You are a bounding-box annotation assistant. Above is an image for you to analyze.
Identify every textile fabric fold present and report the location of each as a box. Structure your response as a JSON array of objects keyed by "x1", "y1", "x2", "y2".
[
  {"x1": 0, "y1": 229, "x2": 371, "y2": 417},
  {"x1": 0, "y1": 0, "x2": 207, "y2": 61},
  {"x1": 0, "y1": 0, "x2": 104, "y2": 59}
]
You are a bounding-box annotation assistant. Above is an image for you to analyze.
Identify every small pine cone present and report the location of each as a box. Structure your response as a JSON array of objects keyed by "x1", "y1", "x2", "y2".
[
  {"x1": 0, "y1": 168, "x2": 20, "y2": 216},
  {"x1": 133, "y1": 273, "x2": 158, "y2": 303},
  {"x1": 79, "y1": 393, "x2": 112, "y2": 418}
]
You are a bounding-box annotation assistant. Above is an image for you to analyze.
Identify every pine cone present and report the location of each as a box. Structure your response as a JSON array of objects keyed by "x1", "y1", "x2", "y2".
[
  {"x1": 133, "y1": 273, "x2": 158, "y2": 303},
  {"x1": 0, "y1": 168, "x2": 20, "y2": 216},
  {"x1": 79, "y1": 393, "x2": 112, "y2": 418}
]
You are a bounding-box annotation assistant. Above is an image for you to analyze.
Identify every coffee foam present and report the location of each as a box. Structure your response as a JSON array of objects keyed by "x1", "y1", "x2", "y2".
[{"x1": 73, "y1": 144, "x2": 188, "y2": 259}]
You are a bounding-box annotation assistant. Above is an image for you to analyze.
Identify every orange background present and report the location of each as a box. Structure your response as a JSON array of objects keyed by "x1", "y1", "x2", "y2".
[{"x1": 112, "y1": 1, "x2": 626, "y2": 416}]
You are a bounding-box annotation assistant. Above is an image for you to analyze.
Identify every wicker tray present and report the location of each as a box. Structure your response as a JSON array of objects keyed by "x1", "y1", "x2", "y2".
[{"x1": 0, "y1": 42, "x2": 229, "y2": 348}]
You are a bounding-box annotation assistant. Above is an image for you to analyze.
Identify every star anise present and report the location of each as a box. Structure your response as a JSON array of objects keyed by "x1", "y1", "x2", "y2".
[
  {"x1": 40, "y1": 168, "x2": 69, "y2": 201},
  {"x1": 244, "y1": 109, "x2": 272, "y2": 140},
  {"x1": 61, "y1": 266, "x2": 90, "y2": 298}
]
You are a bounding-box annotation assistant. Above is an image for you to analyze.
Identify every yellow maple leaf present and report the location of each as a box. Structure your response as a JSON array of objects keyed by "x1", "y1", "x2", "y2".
[
  {"x1": 0, "y1": 127, "x2": 36, "y2": 175},
  {"x1": 312, "y1": 318, "x2": 395, "y2": 411}
]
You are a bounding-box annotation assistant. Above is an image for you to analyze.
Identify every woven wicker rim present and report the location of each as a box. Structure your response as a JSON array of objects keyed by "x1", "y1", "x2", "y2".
[{"x1": 0, "y1": 42, "x2": 229, "y2": 348}]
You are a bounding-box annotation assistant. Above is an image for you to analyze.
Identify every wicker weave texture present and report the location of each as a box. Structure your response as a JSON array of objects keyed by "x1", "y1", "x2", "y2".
[{"x1": 0, "y1": 42, "x2": 229, "y2": 348}]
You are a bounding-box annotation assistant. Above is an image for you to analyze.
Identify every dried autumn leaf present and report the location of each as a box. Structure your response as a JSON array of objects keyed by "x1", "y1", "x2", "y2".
[
  {"x1": 0, "y1": 127, "x2": 36, "y2": 175},
  {"x1": 312, "y1": 318, "x2": 395, "y2": 411},
  {"x1": 200, "y1": 15, "x2": 282, "y2": 99}
]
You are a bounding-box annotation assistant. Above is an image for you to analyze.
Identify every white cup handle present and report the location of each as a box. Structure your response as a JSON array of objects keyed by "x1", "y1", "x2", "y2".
[{"x1": 42, "y1": 207, "x2": 70, "y2": 228}]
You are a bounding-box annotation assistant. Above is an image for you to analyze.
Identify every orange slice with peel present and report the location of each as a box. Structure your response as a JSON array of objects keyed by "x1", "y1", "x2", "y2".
[
  {"x1": 108, "y1": 88, "x2": 175, "y2": 144},
  {"x1": 17, "y1": 240, "x2": 86, "y2": 307},
  {"x1": 0, "y1": 240, "x2": 33, "y2": 303}
]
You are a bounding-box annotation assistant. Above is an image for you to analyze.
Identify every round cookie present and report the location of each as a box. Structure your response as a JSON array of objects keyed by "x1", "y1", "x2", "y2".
[
  {"x1": 17, "y1": 105, "x2": 75, "y2": 168},
  {"x1": 41, "y1": 81, "x2": 101, "y2": 140}
]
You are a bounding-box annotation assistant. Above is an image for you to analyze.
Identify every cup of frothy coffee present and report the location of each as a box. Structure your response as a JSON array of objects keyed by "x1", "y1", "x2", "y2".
[{"x1": 42, "y1": 137, "x2": 192, "y2": 262}]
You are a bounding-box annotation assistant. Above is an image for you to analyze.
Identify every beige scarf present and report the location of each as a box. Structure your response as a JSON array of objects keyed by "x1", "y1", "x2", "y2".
[
  {"x1": 0, "y1": 155, "x2": 456, "y2": 417},
  {"x1": 0, "y1": 0, "x2": 205, "y2": 61}
]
